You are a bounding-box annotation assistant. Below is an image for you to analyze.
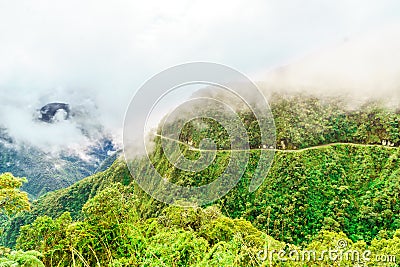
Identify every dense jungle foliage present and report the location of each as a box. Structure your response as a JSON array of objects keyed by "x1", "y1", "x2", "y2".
[
  {"x1": 0, "y1": 129, "x2": 116, "y2": 198},
  {"x1": 172, "y1": 93, "x2": 400, "y2": 150},
  {"x1": 1, "y1": 94, "x2": 400, "y2": 266}
]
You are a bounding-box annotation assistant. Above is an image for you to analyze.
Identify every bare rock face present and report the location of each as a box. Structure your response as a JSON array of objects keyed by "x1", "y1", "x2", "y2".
[{"x1": 39, "y1": 103, "x2": 70, "y2": 123}]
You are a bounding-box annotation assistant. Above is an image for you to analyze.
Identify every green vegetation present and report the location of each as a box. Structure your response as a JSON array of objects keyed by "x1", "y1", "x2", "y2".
[
  {"x1": 0, "y1": 247, "x2": 44, "y2": 267},
  {"x1": 0, "y1": 129, "x2": 116, "y2": 198},
  {"x1": 0, "y1": 173, "x2": 30, "y2": 217},
  {"x1": 9, "y1": 183, "x2": 400, "y2": 266},
  {"x1": 0, "y1": 140, "x2": 94, "y2": 198},
  {"x1": 173, "y1": 94, "x2": 400, "y2": 150},
  {"x1": 1, "y1": 94, "x2": 400, "y2": 266}
]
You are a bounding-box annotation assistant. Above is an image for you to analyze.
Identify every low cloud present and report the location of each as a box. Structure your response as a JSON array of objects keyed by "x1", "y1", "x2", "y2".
[
  {"x1": 0, "y1": 1, "x2": 399, "y2": 155},
  {"x1": 0, "y1": 87, "x2": 111, "y2": 154},
  {"x1": 259, "y1": 24, "x2": 400, "y2": 108}
]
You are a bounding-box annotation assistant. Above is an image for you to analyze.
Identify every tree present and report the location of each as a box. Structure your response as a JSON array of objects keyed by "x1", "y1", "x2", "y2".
[
  {"x1": 0, "y1": 248, "x2": 44, "y2": 267},
  {"x1": 0, "y1": 173, "x2": 30, "y2": 216}
]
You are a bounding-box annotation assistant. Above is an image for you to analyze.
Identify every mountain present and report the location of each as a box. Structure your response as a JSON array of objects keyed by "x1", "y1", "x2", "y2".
[
  {"x1": 38, "y1": 103, "x2": 71, "y2": 123},
  {"x1": 0, "y1": 130, "x2": 116, "y2": 198},
  {"x1": 3, "y1": 93, "x2": 400, "y2": 237},
  {"x1": 0, "y1": 102, "x2": 117, "y2": 198},
  {"x1": 1, "y1": 93, "x2": 400, "y2": 265}
]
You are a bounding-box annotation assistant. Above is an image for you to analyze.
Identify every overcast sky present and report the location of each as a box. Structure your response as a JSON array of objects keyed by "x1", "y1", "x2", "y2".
[{"x1": 0, "y1": 0, "x2": 399, "y2": 150}]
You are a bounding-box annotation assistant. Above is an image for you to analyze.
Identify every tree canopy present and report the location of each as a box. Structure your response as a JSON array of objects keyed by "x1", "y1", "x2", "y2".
[{"x1": 0, "y1": 173, "x2": 30, "y2": 217}]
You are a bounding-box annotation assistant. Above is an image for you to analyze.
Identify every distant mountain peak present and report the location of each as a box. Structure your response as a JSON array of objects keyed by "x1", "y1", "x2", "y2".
[{"x1": 39, "y1": 103, "x2": 70, "y2": 123}]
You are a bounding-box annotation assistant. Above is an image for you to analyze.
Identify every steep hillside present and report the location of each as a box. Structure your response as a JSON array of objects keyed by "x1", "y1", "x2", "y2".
[
  {"x1": 0, "y1": 130, "x2": 116, "y2": 198},
  {"x1": 4, "y1": 141, "x2": 400, "y2": 247},
  {"x1": 172, "y1": 93, "x2": 400, "y2": 150},
  {"x1": 4, "y1": 142, "x2": 400, "y2": 265},
  {"x1": 2, "y1": 94, "x2": 400, "y2": 265}
]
